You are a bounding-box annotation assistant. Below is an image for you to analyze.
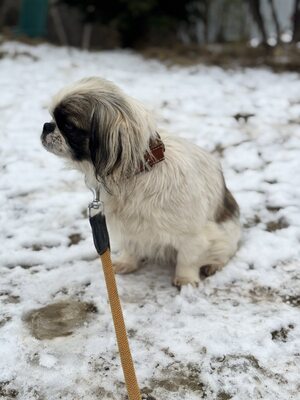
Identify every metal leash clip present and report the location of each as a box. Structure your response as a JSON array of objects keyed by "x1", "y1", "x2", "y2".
[{"x1": 88, "y1": 187, "x2": 103, "y2": 218}]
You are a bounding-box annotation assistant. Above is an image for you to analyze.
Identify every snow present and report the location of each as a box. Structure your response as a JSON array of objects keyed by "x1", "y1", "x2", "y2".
[{"x1": 0, "y1": 41, "x2": 299, "y2": 400}]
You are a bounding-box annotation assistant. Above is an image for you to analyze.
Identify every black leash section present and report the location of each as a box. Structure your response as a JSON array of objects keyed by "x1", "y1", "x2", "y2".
[
  {"x1": 89, "y1": 198, "x2": 110, "y2": 255},
  {"x1": 88, "y1": 194, "x2": 142, "y2": 400}
]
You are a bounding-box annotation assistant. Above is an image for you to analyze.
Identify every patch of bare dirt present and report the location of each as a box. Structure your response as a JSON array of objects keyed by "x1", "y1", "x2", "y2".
[
  {"x1": 0, "y1": 291, "x2": 20, "y2": 304},
  {"x1": 68, "y1": 233, "x2": 83, "y2": 246},
  {"x1": 147, "y1": 361, "x2": 208, "y2": 398},
  {"x1": 0, "y1": 381, "x2": 18, "y2": 398},
  {"x1": 0, "y1": 314, "x2": 11, "y2": 328},
  {"x1": 266, "y1": 206, "x2": 282, "y2": 213},
  {"x1": 281, "y1": 295, "x2": 300, "y2": 307},
  {"x1": 217, "y1": 392, "x2": 232, "y2": 400},
  {"x1": 266, "y1": 217, "x2": 289, "y2": 232},
  {"x1": 210, "y1": 354, "x2": 287, "y2": 384},
  {"x1": 23, "y1": 300, "x2": 98, "y2": 340},
  {"x1": 271, "y1": 325, "x2": 294, "y2": 342}
]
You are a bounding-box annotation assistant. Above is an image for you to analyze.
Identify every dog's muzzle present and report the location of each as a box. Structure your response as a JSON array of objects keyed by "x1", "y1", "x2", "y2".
[
  {"x1": 41, "y1": 122, "x2": 55, "y2": 144},
  {"x1": 41, "y1": 122, "x2": 62, "y2": 152}
]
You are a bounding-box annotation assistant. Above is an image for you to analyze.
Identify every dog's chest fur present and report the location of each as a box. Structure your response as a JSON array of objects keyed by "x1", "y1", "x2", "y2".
[{"x1": 106, "y1": 197, "x2": 177, "y2": 259}]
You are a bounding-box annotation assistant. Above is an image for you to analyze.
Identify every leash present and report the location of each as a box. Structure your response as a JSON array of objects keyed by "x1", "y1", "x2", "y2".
[{"x1": 88, "y1": 189, "x2": 142, "y2": 400}]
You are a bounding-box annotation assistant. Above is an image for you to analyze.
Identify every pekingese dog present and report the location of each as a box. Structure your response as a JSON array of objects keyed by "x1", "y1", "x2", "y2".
[{"x1": 41, "y1": 77, "x2": 241, "y2": 287}]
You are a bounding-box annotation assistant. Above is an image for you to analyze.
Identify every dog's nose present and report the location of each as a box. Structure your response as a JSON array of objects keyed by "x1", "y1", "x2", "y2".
[{"x1": 43, "y1": 122, "x2": 56, "y2": 134}]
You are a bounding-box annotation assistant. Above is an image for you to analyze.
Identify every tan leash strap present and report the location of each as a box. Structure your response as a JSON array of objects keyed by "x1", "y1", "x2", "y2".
[
  {"x1": 89, "y1": 196, "x2": 141, "y2": 400},
  {"x1": 100, "y1": 249, "x2": 142, "y2": 400}
]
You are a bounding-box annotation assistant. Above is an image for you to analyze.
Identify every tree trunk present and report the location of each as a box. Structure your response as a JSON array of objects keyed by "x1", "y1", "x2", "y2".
[
  {"x1": 49, "y1": 3, "x2": 69, "y2": 46},
  {"x1": 82, "y1": 23, "x2": 93, "y2": 50},
  {"x1": 0, "y1": 0, "x2": 10, "y2": 28},
  {"x1": 215, "y1": 1, "x2": 228, "y2": 43},
  {"x1": 203, "y1": 0, "x2": 209, "y2": 43},
  {"x1": 247, "y1": 0, "x2": 268, "y2": 45},
  {"x1": 293, "y1": 0, "x2": 300, "y2": 42},
  {"x1": 268, "y1": 0, "x2": 281, "y2": 43},
  {"x1": 196, "y1": 0, "x2": 209, "y2": 43}
]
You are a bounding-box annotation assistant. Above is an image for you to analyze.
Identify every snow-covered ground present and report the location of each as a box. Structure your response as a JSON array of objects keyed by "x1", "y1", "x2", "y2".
[{"x1": 0, "y1": 42, "x2": 299, "y2": 400}]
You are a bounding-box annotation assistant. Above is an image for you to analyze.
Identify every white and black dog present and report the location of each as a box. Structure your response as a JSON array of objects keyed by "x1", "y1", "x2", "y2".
[{"x1": 41, "y1": 77, "x2": 241, "y2": 287}]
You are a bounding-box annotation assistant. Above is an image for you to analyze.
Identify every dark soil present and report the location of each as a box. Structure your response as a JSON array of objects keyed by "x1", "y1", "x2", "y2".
[{"x1": 141, "y1": 43, "x2": 300, "y2": 72}]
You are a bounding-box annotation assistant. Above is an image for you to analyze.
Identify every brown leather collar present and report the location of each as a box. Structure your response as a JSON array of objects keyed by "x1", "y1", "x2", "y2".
[{"x1": 139, "y1": 134, "x2": 165, "y2": 173}]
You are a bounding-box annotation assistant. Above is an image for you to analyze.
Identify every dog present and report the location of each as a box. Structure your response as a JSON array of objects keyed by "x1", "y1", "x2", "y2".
[{"x1": 41, "y1": 77, "x2": 241, "y2": 287}]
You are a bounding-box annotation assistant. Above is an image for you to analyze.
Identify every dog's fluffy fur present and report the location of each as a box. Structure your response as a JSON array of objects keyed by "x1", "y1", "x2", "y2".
[{"x1": 41, "y1": 77, "x2": 241, "y2": 286}]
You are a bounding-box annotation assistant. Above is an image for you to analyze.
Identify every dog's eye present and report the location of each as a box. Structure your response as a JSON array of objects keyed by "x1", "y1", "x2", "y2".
[{"x1": 63, "y1": 122, "x2": 76, "y2": 133}]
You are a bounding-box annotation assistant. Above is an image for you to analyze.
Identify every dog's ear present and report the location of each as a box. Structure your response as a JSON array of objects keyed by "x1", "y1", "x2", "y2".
[
  {"x1": 89, "y1": 105, "x2": 123, "y2": 180},
  {"x1": 89, "y1": 97, "x2": 149, "y2": 182},
  {"x1": 89, "y1": 108, "x2": 103, "y2": 177}
]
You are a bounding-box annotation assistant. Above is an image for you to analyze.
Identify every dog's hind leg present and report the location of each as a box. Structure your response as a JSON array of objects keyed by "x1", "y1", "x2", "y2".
[
  {"x1": 199, "y1": 219, "x2": 241, "y2": 278},
  {"x1": 173, "y1": 238, "x2": 207, "y2": 288},
  {"x1": 173, "y1": 220, "x2": 240, "y2": 287}
]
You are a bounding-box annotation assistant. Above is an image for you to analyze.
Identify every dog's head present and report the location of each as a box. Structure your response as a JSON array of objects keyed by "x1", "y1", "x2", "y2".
[{"x1": 41, "y1": 77, "x2": 154, "y2": 181}]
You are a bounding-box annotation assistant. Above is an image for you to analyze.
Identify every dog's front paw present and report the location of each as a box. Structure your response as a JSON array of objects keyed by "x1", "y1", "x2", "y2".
[
  {"x1": 113, "y1": 261, "x2": 138, "y2": 275},
  {"x1": 173, "y1": 276, "x2": 199, "y2": 288},
  {"x1": 200, "y1": 264, "x2": 223, "y2": 278}
]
